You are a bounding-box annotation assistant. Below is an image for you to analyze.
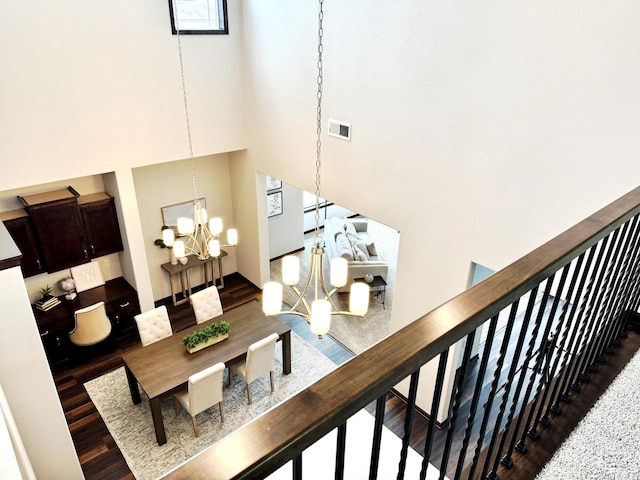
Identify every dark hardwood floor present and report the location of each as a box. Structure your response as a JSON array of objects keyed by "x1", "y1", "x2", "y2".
[
  {"x1": 52, "y1": 273, "x2": 359, "y2": 479},
  {"x1": 51, "y1": 273, "x2": 639, "y2": 480}
]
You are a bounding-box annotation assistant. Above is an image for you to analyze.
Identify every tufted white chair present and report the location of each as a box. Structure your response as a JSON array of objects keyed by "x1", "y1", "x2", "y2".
[
  {"x1": 134, "y1": 305, "x2": 173, "y2": 347},
  {"x1": 190, "y1": 286, "x2": 223, "y2": 324},
  {"x1": 228, "y1": 333, "x2": 279, "y2": 405},
  {"x1": 174, "y1": 362, "x2": 225, "y2": 437},
  {"x1": 70, "y1": 301, "x2": 112, "y2": 347}
]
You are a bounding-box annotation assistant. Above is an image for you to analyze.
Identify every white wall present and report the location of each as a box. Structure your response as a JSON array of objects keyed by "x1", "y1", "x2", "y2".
[
  {"x1": 267, "y1": 178, "x2": 305, "y2": 259},
  {"x1": 0, "y1": 227, "x2": 83, "y2": 479},
  {"x1": 132, "y1": 155, "x2": 238, "y2": 301},
  {"x1": 0, "y1": 0, "x2": 246, "y2": 192},
  {"x1": 239, "y1": 0, "x2": 640, "y2": 410}
]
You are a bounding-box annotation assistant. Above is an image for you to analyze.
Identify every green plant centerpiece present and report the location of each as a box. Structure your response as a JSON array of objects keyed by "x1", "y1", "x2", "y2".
[{"x1": 183, "y1": 320, "x2": 231, "y2": 354}]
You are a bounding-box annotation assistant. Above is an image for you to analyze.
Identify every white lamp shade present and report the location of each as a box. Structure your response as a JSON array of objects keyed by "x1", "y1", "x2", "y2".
[
  {"x1": 208, "y1": 239, "x2": 221, "y2": 257},
  {"x1": 173, "y1": 240, "x2": 186, "y2": 258},
  {"x1": 177, "y1": 217, "x2": 194, "y2": 235},
  {"x1": 282, "y1": 256, "x2": 300, "y2": 286},
  {"x1": 262, "y1": 282, "x2": 283, "y2": 315},
  {"x1": 162, "y1": 228, "x2": 175, "y2": 247},
  {"x1": 199, "y1": 207, "x2": 208, "y2": 224},
  {"x1": 227, "y1": 228, "x2": 238, "y2": 246},
  {"x1": 209, "y1": 217, "x2": 223, "y2": 235},
  {"x1": 349, "y1": 282, "x2": 369, "y2": 316},
  {"x1": 330, "y1": 257, "x2": 348, "y2": 287},
  {"x1": 310, "y1": 299, "x2": 331, "y2": 336}
]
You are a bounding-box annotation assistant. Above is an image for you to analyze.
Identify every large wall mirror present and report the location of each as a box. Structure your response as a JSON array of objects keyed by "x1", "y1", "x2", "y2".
[{"x1": 161, "y1": 198, "x2": 205, "y2": 232}]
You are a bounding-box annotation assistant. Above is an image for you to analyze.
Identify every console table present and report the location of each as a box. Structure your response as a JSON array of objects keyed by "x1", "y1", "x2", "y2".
[{"x1": 161, "y1": 250, "x2": 228, "y2": 306}]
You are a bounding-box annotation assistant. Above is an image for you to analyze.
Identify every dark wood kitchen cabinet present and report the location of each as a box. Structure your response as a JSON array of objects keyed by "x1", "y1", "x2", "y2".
[
  {"x1": 19, "y1": 187, "x2": 89, "y2": 273},
  {"x1": 78, "y1": 192, "x2": 123, "y2": 258},
  {"x1": 13, "y1": 187, "x2": 124, "y2": 275},
  {"x1": 0, "y1": 209, "x2": 46, "y2": 277}
]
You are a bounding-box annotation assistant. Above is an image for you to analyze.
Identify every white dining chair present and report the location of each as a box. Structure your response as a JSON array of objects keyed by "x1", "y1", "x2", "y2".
[
  {"x1": 228, "y1": 333, "x2": 279, "y2": 405},
  {"x1": 174, "y1": 362, "x2": 225, "y2": 436},
  {"x1": 134, "y1": 305, "x2": 172, "y2": 346},
  {"x1": 190, "y1": 285, "x2": 224, "y2": 324}
]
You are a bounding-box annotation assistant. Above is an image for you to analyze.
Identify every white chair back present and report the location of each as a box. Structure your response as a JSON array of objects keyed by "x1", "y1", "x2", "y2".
[
  {"x1": 245, "y1": 333, "x2": 279, "y2": 383},
  {"x1": 135, "y1": 305, "x2": 172, "y2": 346},
  {"x1": 190, "y1": 286, "x2": 223, "y2": 324},
  {"x1": 188, "y1": 362, "x2": 225, "y2": 416},
  {"x1": 70, "y1": 301, "x2": 112, "y2": 347}
]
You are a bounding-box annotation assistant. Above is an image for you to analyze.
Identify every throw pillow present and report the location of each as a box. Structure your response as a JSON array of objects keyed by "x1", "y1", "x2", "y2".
[
  {"x1": 366, "y1": 241, "x2": 378, "y2": 256},
  {"x1": 345, "y1": 222, "x2": 357, "y2": 237},
  {"x1": 335, "y1": 233, "x2": 354, "y2": 261},
  {"x1": 354, "y1": 246, "x2": 368, "y2": 261}
]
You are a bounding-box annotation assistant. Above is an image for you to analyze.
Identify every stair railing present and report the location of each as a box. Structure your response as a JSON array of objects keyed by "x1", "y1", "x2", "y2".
[{"x1": 164, "y1": 186, "x2": 640, "y2": 480}]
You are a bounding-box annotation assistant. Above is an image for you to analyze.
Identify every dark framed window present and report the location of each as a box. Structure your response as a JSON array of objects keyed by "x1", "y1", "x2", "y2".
[{"x1": 168, "y1": 0, "x2": 228, "y2": 35}]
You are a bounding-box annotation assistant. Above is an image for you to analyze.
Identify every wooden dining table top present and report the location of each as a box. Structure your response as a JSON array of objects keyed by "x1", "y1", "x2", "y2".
[{"x1": 122, "y1": 299, "x2": 290, "y2": 400}]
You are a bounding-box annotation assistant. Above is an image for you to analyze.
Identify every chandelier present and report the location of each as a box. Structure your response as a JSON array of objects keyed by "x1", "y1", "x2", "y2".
[
  {"x1": 261, "y1": 0, "x2": 369, "y2": 338},
  {"x1": 162, "y1": 0, "x2": 238, "y2": 264}
]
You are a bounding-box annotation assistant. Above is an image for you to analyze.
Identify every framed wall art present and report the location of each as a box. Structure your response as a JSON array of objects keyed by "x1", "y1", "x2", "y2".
[
  {"x1": 71, "y1": 262, "x2": 105, "y2": 293},
  {"x1": 267, "y1": 191, "x2": 283, "y2": 217},
  {"x1": 266, "y1": 175, "x2": 282, "y2": 191}
]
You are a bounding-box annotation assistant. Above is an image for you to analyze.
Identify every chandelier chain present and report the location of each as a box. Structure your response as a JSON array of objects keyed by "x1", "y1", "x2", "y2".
[
  {"x1": 314, "y1": 0, "x2": 324, "y2": 238},
  {"x1": 174, "y1": 0, "x2": 199, "y2": 202}
]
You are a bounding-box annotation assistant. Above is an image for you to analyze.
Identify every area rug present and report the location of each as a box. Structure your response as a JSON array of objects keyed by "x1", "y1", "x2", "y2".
[
  {"x1": 534, "y1": 347, "x2": 640, "y2": 480},
  {"x1": 85, "y1": 332, "x2": 337, "y2": 480}
]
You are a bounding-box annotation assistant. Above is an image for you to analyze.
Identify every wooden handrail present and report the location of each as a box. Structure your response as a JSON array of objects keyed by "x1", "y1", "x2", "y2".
[{"x1": 164, "y1": 186, "x2": 640, "y2": 479}]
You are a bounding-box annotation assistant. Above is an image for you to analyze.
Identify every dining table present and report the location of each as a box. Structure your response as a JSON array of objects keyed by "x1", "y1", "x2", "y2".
[{"x1": 122, "y1": 299, "x2": 291, "y2": 445}]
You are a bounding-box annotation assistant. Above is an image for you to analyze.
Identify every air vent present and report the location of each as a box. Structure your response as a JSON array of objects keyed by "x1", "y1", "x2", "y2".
[{"x1": 328, "y1": 119, "x2": 351, "y2": 141}]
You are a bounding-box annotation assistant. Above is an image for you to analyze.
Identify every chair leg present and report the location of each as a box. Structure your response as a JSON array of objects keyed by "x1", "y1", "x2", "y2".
[
  {"x1": 219, "y1": 402, "x2": 224, "y2": 423},
  {"x1": 246, "y1": 383, "x2": 252, "y2": 405},
  {"x1": 228, "y1": 368, "x2": 232, "y2": 387},
  {"x1": 174, "y1": 398, "x2": 180, "y2": 417},
  {"x1": 270, "y1": 371, "x2": 275, "y2": 392},
  {"x1": 192, "y1": 416, "x2": 199, "y2": 437}
]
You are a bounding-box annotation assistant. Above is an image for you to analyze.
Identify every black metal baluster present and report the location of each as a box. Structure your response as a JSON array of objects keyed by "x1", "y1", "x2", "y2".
[
  {"x1": 439, "y1": 330, "x2": 475, "y2": 480},
  {"x1": 509, "y1": 264, "x2": 571, "y2": 455},
  {"x1": 565, "y1": 237, "x2": 609, "y2": 392},
  {"x1": 483, "y1": 291, "x2": 538, "y2": 480},
  {"x1": 603, "y1": 216, "x2": 640, "y2": 347},
  {"x1": 550, "y1": 243, "x2": 602, "y2": 411},
  {"x1": 293, "y1": 453, "x2": 303, "y2": 480},
  {"x1": 500, "y1": 275, "x2": 561, "y2": 467},
  {"x1": 420, "y1": 349, "x2": 449, "y2": 480},
  {"x1": 452, "y1": 315, "x2": 498, "y2": 480},
  {"x1": 335, "y1": 422, "x2": 347, "y2": 480},
  {"x1": 536, "y1": 250, "x2": 595, "y2": 425},
  {"x1": 592, "y1": 219, "x2": 637, "y2": 361},
  {"x1": 575, "y1": 231, "x2": 619, "y2": 381},
  {"x1": 468, "y1": 300, "x2": 520, "y2": 480},
  {"x1": 397, "y1": 370, "x2": 420, "y2": 480},
  {"x1": 369, "y1": 395, "x2": 386, "y2": 480},
  {"x1": 585, "y1": 223, "x2": 630, "y2": 371}
]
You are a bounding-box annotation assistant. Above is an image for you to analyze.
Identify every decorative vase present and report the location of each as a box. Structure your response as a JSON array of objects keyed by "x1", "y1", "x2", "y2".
[
  {"x1": 364, "y1": 273, "x2": 374, "y2": 284},
  {"x1": 186, "y1": 333, "x2": 229, "y2": 354}
]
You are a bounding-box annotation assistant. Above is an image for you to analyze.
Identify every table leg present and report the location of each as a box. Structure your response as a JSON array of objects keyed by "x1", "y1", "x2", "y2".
[
  {"x1": 149, "y1": 397, "x2": 167, "y2": 445},
  {"x1": 125, "y1": 365, "x2": 141, "y2": 405},
  {"x1": 282, "y1": 331, "x2": 292, "y2": 375},
  {"x1": 217, "y1": 256, "x2": 224, "y2": 289}
]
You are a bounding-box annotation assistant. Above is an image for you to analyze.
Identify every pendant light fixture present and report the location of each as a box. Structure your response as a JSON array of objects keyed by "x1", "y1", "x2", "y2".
[
  {"x1": 167, "y1": 0, "x2": 238, "y2": 263},
  {"x1": 262, "y1": 0, "x2": 369, "y2": 338}
]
